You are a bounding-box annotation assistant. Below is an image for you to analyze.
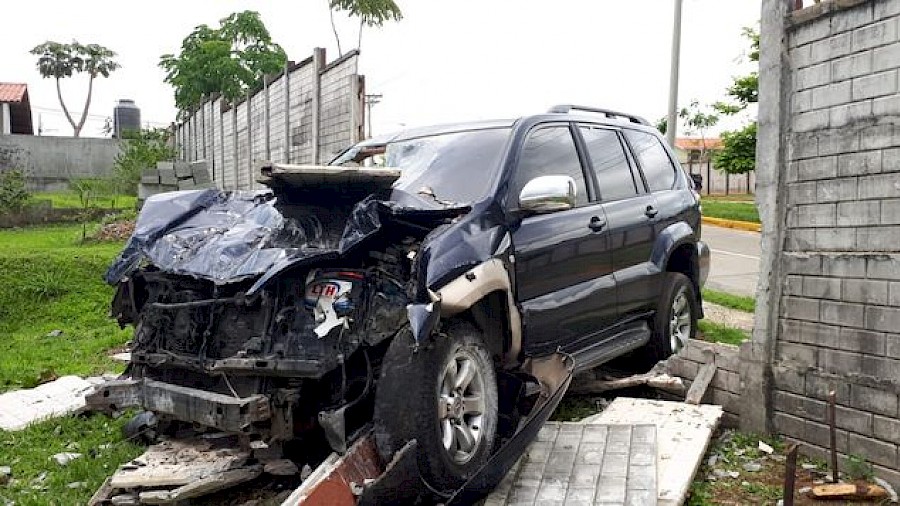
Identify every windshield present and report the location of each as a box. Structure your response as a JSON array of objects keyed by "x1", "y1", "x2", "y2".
[{"x1": 336, "y1": 128, "x2": 510, "y2": 205}]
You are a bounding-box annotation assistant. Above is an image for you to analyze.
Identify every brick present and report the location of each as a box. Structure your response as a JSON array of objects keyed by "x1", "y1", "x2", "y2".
[
  {"x1": 773, "y1": 363, "x2": 806, "y2": 394},
  {"x1": 820, "y1": 230, "x2": 854, "y2": 251},
  {"x1": 832, "y1": 51, "x2": 874, "y2": 81},
  {"x1": 860, "y1": 124, "x2": 896, "y2": 150},
  {"x1": 844, "y1": 278, "x2": 888, "y2": 304},
  {"x1": 853, "y1": 70, "x2": 899, "y2": 100},
  {"x1": 812, "y1": 81, "x2": 853, "y2": 109},
  {"x1": 792, "y1": 89, "x2": 814, "y2": 113},
  {"x1": 786, "y1": 253, "x2": 824, "y2": 275},
  {"x1": 790, "y1": 132, "x2": 819, "y2": 160},
  {"x1": 838, "y1": 150, "x2": 882, "y2": 177},
  {"x1": 847, "y1": 433, "x2": 897, "y2": 468},
  {"x1": 837, "y1": 200, "x2": 879, "y2": 226},
  {"x1": 792, "y1": 18, "x2": 832, "y2": 46},
  {"x1": 797, "y1": 203, "x2": 836, "y2": 227},
  {"x1": 800, "y1": 321, "x2": 841, "y2": 348},
  {"x1": 835, "y1": 404, "x2": 874, "y2": 436},
  {"x1": 791, "y1": 43, "x2": 813, "y2": 69},
  {"x1": 710, "y1": 369, "x2": 741, "y2": 394},
  {"x1": 806, "y1": 372, "x2": 850, "y2": 403},
  {"x1": 840, "y1": 327, "x2": 886, "y2": 355},
  {"x1": 789, "y1": 181, "x2": 818, "y2": 205},
  {"x1": 811, "y1": 32, "x2": 853, "y2": 64},
  {"x1": 859, "y1": 173, "x2": 900, "y2": 200},
  {"x1": 774, "y1": 391, "x2": 826, "y2": 420},
  {"x1": 793, "y1": 109, "x2": 830, "y2": 132},
  {"x1": 859, "y1": 226, "x2": 900, "y2": 251},
  {"x1": 818, "y1": 128, "x2": 860, "y2": 155},
  {"x1": 832, "y1": 2, "x2": 874, "y2": 33},
  {"x1": 798, "y1": 156, "x2": 837, "y2": 180},
  {"x1": 797, "y1": 63, "x2": 833, "y2": 91},
  {"x1": 805, "y1": 419, "x2": 850, "y2": 452},
  {"x1": 830, "y1": 100, "x2": 874, "y2": 128},
  {"x1": 882, "y1": 199, "x2": 900, "y2": 224},
  {"x1": 884, "y1": 148, "x2": 900, "y2": 172},
  {"x1": 783, "y1": 296, "x2": 821, "y2": 321},
  {"x1": 850, "y1": 384, "x2": 899, "y2": 417},
  {"x1": 868, "y1": 256, "x2": 900, "y2": 280},
  {"x1": 853, "y1": 18, "x2": 899, "y2": 51},
  {"x1": 874, "y1": 95, "x2": 900, "y2": 117},
  {"x1": 874, "y1": 42, "x2": 900, "y2": 72},
  {"x1": 874, "y1": 415, "x2": 900, "y2": 444},
  {"x1": 820, "y1": 348, "x2": 863, "y2": 375},
  {"x1": 861, "y1": 355, "x2": 900, "y2": 383},
  {"x1": 802, "y1": 275, "x2": 841, "y2": 300},
  {"x1": 869, "y1": 304, "x2": 900, "y2": 333},
  {"x1": 781, "y1": 318, "x2": 805, "y2": 342},
  {"x1": 875, "y1": 1, "x2": 900, "y2": 18},
  {"x1": 784, "y1": 275, "x2": 803, "y2": 296},
  {"x1": 817, "y1": 178, "x2": 857, "y2": 203},
  {"x1": 774, "y1": 412, "x2": 806, "y2": 439},
  {"x1": 823, "y1": 254, "x2": 865, "y2": 276},
  {"x1": 778, "y1": 342, "x2": 819, "y2": 367},
  {"x1": 786, "y1": 229, "x2": 816, "y2": 251},
  {"x1": 891, "y1": 282, "x2": 900, "y2": 306}
]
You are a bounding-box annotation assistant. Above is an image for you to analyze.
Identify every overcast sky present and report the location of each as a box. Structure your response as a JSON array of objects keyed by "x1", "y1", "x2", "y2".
[{"x1": 1, "y1": 0, "x2": 761, "y2": 138}]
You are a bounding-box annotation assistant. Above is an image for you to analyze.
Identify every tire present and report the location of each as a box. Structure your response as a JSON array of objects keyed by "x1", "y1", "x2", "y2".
[
  {"x1": 644, "y1": 272, "x2": 699, "y2": 364},
  {"x1": 373, "y1": 321, "x2": 499, "y2": 492}
]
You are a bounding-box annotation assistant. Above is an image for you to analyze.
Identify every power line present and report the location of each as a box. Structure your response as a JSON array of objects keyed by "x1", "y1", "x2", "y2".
[{"x1": 364, "y1": 93, "x2": 382, "y2": 138}]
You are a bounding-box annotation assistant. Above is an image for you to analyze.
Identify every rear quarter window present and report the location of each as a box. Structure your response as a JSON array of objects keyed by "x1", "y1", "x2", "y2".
[{"x1": 624, "y1": 130, "x2": 678, "y2": 192}]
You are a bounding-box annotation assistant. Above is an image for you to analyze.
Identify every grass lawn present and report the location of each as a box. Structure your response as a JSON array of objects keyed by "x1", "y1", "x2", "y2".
[
  {"x1": 698, "y1": 320, "x2": 748, "y2": 346},
  {"x1": 701, "y1": 196, "x2": 760, "y2": 224},
  {"x1": 0, "y1": 224, "x2": 130, "y2": 391},
  {"x1": 702, "y1": 288, "x2": 756, "y2": 313},
  {"x1": 0, "y1": 412, "x2": 144, "y2": 506},
  {"x1": 31, "y1": 192, "x2": 136, "y2": 210}
]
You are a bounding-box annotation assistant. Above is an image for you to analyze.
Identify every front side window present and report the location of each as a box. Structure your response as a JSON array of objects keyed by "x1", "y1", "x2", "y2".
[
  {"x1": 579, "y1": 126, "x2": 638, "y2": 201},
  {"x1": 624, "y1": 130, "x2": 678, "y2": 192},
  {"x1": 512, "y1": 126, "x2": 588, "y2": 207}
]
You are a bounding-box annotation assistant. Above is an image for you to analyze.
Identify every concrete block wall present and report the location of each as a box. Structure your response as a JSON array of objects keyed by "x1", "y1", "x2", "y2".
[
  {"x1": 175, "y1": 49, "x2": 364, "y2": 191},
  {"x1": 759, "y1": 0, "x2": 900, "y2": 484},
  {"x1": 137, "y1": 161, "x2": 213, "y2": 204},
  {"x1": 0, "y1": 135, "x2": 121, "y2": 192},
  {"x1": 666, "y1": 339, "x2": 745, "y2": 428}
]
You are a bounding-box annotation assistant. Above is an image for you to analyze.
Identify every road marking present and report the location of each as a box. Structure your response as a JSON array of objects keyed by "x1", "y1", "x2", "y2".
[{"x1": 711, "y1": 249, "x2": 760, "y2": 261}]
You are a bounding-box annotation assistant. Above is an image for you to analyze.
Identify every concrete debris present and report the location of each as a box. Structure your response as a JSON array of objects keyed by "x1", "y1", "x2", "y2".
[
  {"x1": 67, "y1": 481, "x2": 86, "y2": 489},
  {"x1": 798, "y1": 486, "x2": 812, "y2": 494},
  {"x1": 801, "y1": 463, "x2": 818, "y2": 470},
  {"x1": 742, "y1": 462, "x2": 762, "y2": 472},
  {"x1": 713, "y1": 469, "x2": 740, "y2": 479},
  {"x1": 874, "y1": 477, "x2": 899, "y2": 503},
  {"x1": 264, "y1": 459, "x2": 299, "y2": 476},
  {"x1": 707, "y1": 454, "x2": 719, "y2": 467},
  {"x1": 52, "y1": 452, "x2": 83, "y2": 466},
  {"x1": 110, "y1": 494, "x2": 140, "y2": 506},
  {"x1": 0, "y1": 466, "x2": 10, "y2": 485},
  {"x1": 0, "y1": 376, "x2": 97, "y2": 431},
  {"x1": 111, "y1": 353, "x2": 132, "y2": 363},
  {"x1": 46, "y1": 330, "x2": 63, "y2": 338},
  {"x1": 31, "y1": 472, "x2": 47, "y2": 484},
  {"x1": 758, "y1": 441, "x2": 774, "y2": 454}
]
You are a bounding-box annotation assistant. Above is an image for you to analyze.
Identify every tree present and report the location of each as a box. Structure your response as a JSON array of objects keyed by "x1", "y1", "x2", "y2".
[
  {"x1": 328, "y1": 0, "x2": 402, "y2": 56},
  {"x1": 31, "y1": 41, "x2": 120, "y2": 137},
  {"x1": 679, "y1": 100, "x2": 720, "y2": 164},
  {"x1": 160, "y1": 11, "x2": 287, "y2": 112},
  {"x1": 712, "y1": 27, "x2": 759, "y2": 174}
]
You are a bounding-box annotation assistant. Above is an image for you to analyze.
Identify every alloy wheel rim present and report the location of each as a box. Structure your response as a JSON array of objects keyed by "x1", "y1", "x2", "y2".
[
  {"x1": 669, "y1": 287, "x2": 692, "y2": 353},
  {"x1": 437, "y1": 349, "x2": 486, "y2": 465}
]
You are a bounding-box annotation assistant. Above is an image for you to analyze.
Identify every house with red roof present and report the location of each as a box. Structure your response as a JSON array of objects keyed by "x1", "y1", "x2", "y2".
[{"x1": 0, "y1": 83, "x2": 33, "y2": 135}]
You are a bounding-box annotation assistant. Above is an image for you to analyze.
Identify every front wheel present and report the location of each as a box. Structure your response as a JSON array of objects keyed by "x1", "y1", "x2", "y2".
[
  {"x1": 644, "y1": 272, "x2": 698, "y2": 363},
  {"x1": 373, "y1": 321, "x2": 498, "y2": 492}
]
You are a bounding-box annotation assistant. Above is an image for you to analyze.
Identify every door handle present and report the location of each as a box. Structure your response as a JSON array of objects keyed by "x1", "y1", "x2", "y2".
[
  {"x1": 645, "y1": 205, "x2": 659, "y2": 218},
  {"x1": 588, "y1": 216, "x2": 607, "y2": 231}
]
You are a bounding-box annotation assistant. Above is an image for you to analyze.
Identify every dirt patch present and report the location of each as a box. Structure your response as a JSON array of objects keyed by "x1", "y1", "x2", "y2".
[
  {"x1": 91, "y1": 220, "x2": 135, "y2": 242},
  {"x1": 702, "y1": 301, "x2": 754, "y2": 332}
]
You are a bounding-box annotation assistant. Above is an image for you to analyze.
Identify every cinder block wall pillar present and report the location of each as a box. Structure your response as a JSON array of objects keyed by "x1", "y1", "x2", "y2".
[{"x1": 756, "y1": 0, "x2": 900, "y2": 484}]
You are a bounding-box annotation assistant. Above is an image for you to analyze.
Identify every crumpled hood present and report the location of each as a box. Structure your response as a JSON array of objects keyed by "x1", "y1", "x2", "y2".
[{"x1": 104, "y1": 188, "x2": 468, "y2": 289}]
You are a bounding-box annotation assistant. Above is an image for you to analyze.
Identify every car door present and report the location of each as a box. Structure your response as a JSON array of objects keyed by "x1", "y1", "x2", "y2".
[
  {"x1": 612, "y1": 129, "x2": 683, "y2": 316},
  {"x1": 510, "y1": 124, "x2": 617, "y2": 355}
]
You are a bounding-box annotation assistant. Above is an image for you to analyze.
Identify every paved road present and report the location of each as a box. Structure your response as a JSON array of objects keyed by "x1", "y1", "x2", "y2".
[{"x1": 701, "y1": 224, "x2": 761, "y2": 297}]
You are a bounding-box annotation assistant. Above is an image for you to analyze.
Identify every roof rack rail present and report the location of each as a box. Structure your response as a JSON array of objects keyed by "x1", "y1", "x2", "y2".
[{"x1": 548, "y1": 105, "x2": 650, "y2": 126}]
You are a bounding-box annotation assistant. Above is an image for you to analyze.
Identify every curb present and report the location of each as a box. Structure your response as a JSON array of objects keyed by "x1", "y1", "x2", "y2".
[{"x1": 702, "y1": 216, "x2": 762, "y2": 232}]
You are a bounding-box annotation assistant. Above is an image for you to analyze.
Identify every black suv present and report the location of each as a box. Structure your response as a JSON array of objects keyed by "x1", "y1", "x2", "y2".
[{"x1": 97, "y1": 105, "x2": 709, "y2": 498}]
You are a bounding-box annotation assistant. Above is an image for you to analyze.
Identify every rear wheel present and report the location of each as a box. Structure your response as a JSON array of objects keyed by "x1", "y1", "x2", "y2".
[
  {"x1": 644, "y1": 272, "x2": 698, "y2": 363},
  {"x1": 374, "y1": 321, "x2": 498, "y2": 492}
]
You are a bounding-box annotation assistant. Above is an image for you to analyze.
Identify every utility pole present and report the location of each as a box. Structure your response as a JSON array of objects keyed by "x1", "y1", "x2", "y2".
[
  {"x1": 365, "y1": 93, "x2": 382, "y2": 138},
  {"x1": 666, "y1": 0, "x2": 684, "y2": 148}
]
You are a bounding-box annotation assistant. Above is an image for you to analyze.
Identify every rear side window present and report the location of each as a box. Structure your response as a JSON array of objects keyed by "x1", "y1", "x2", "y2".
[
  {"x1": 624, "y1": 130, "x2": 677, "y2": 192},
  {"x1": 513, "y1": 126, "x2": 588, "y2": 207},
  {"x1": 579, "y1": 127, "x2": 638, "y2": 201}
]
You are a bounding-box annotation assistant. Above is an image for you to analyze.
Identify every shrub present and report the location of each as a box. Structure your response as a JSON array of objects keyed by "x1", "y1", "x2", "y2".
[
  {"x1": 114, "y1": 128, "x2": 177, "y2": 195},
  {"x1": 0, "y1": 169, "x2": 30, "y2": 212}
]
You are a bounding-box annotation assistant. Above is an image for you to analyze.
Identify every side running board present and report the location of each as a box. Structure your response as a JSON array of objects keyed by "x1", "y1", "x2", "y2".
[{"x1": 569, "y1": 322, "x2": 652, "y2": 373}]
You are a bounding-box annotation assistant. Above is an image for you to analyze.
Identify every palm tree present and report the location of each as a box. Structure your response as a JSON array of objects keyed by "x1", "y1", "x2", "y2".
[{"x1": 31, "y1": 41, "x2": 120, "y2": 137}]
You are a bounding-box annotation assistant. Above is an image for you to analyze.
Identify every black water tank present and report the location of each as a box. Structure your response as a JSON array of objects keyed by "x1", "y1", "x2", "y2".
[{"x1": 113, "y1": 99, "x2": 141, "y2": 138}]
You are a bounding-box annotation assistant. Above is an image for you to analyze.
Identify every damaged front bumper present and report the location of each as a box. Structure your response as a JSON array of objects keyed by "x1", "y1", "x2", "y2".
[{"x1": 86, "y1": 378, "x2": 271, "y2": 433}]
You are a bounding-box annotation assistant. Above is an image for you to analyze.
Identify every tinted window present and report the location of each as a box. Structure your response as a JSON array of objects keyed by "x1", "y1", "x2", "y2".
[
  {"x1": 513, "y1": 126, "x2": 588, "y2": 207},
  {"x1": 625, "y1": 130, "x2": 677, "y2": 192},
  {"x1": 385, "y1": 128, "x2": 510, "y2": 205},
  {"x1": 580, "y1": 127, "x2": 638, "y2": 201}
]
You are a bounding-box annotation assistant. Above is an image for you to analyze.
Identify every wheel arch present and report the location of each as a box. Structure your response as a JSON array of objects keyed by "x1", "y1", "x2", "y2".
[{"x1": 652, "y1": 221, "x2": 703, "y2": 315}]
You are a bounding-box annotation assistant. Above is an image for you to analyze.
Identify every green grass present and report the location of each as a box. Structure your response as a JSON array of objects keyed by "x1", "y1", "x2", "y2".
[
  {"x1": 701, "y1": 198, "x2": 760, "y2": 224},
  {"x1": 31, "y1": 192, "x2": 136, "y2": 210},
  {"x1": 702, "y1": 289, "x2": 756, "y2": 313},
  {"x1": 698, "y1": 320, "x2": 749, "y2": 346},
  {"x1": 0, "y1": 412, "x2": 144, "y2": 506},
  {"x1": 0, "y1": 224, "x2": 130, "y2": 391}
]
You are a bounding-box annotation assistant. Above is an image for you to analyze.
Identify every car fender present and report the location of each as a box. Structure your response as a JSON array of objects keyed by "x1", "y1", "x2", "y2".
[{"x1": 650, "y1": 221, "x2": 697, "y2": 272}]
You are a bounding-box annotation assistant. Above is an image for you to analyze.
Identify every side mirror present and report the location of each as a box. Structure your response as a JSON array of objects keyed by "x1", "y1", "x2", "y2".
[
  {"x1": 518, "y1": 175, "x2": 577, "y2": 214},
  {"x1": 690, "y1": 173, "x2": 703, "y2": 191}
]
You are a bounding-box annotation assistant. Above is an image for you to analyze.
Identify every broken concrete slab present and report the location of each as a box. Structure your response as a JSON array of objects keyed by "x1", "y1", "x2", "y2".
[
  {"x1": 581, "y1": 398, "x2": 723, "y2": 506},
  {"x1": 0, "y1": 376, "x2": 96, "y2": 431}
]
